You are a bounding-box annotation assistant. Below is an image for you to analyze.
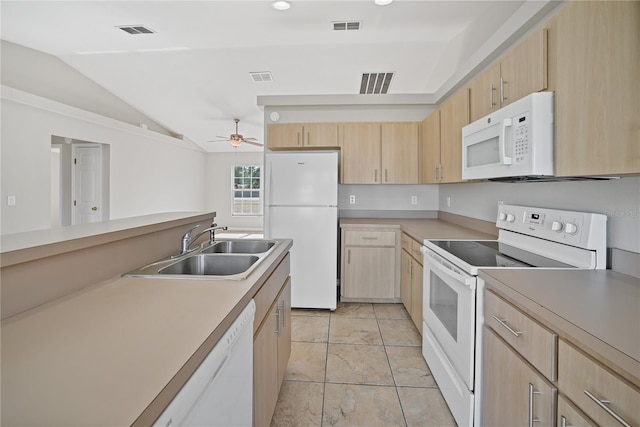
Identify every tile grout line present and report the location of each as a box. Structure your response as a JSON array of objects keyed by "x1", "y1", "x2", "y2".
[{"x1": 375, "y1": 309, "x2": 411, "y2": 427}]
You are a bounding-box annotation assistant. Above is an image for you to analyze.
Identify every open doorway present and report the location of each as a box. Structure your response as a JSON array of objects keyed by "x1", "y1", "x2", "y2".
[{"x1": 51, "y1": 136, "x2": 110, "y2": 227}]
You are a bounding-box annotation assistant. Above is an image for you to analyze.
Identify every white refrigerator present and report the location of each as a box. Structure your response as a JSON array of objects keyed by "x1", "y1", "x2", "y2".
[{"x1": 265, "y1": 151, "x2": 338, "y2": 310}]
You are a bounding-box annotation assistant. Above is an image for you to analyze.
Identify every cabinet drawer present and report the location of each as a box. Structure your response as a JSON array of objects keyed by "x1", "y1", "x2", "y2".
[
  {"x1": 558, "y1": 340, "x2": 640, "y2": 427},
  {"x1": 344, "y1": 230, "x2": 396, "y2": 246},
  {"x1": 410, "y1": 239, "x2": 423, "y2": 264},
  {"x1": 485, "y1": 290, "x2": 557, "y2": 380},
  {"x1": 401, "y1": 233, "x2": 411, "y2": 251},
  {"x1": 558, "y1": 394, "x2": 596, "y2": 427}
]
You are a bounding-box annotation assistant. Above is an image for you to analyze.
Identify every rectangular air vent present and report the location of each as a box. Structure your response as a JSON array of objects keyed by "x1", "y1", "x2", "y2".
[
  {"x1": 360, "y1": 72, "x2": 393, "y2": 94},
  {"x1": 333, "y1": 21, "x2": 361, "y2": 31},
  {"x1": 117, "y1": 25, "x2": 155, "y2": 35},
  {"x1": 250, "y1": 71, "x2": 274, "y2": 82}
]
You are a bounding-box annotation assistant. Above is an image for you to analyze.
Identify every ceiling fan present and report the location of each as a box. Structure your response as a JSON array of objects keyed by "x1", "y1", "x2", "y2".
[{"x1": 208, "y1": 118, "x2": 263, "y2": 147}]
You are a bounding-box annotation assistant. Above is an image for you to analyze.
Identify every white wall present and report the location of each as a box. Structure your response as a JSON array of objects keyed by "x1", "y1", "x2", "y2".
[
  {"x1": 439, "y1": 177, "x2": 640, "y2": 253},
  {"x1": 1, "y1": 41, "x2": 173, "y2": 136},
  {"x1": 205, "y1": 152, "x2": 263, "y2": 230},
  {"x1": 1, "y1": 90, "x2": 206, "y2": 235}
]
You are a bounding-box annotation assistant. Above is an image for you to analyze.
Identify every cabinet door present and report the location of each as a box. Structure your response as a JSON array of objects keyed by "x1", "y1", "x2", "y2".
[
  {"x1": 400, "y1": 250, "x2": 412, "y2": 312},
  {"x1": 267, "y1": 123, "x2": 304, "y2": 149},
  {"x1": 469, "y1": 62, "x2": 501, "y2": 122},
  {"x1": 439, "y1": 89, "x2": 469, "y2": 183},
  {"x1": 277, "y1": 278, "x2": 292, "y2": 390},
  {"x1": 343, "y1": 247, "x2": 395, "y2": 299},
  {"x1": 420, "y1": 110, "x2": 441, "y2": 183},
  {"x1": 547, "y1": 1, "x2": 640, "y2": 176},
  {"x1": 500, "y1": 28, "x2": 548, "y2": 107},
  {"x1": 558, "y1": 394, "x2": 597, "y2": 427},
  {"x1": 341, "y1": 123, "x2": 381, "y2": 184},
  {"x1": 482, "y1": 327, "x2": 556, "y2": 427},
  {"x1": 304, "y1": 123, "x2": 339, "y2": 147},
  {"x1": 254, "y1": 303, "x2": 279, "y2": 427},
  {"x1": 381, "y1": 122, "x2": 419, "y2": 184},
  {"x1": 410, "y1": 261, "x2": 423, "y2": 333}
]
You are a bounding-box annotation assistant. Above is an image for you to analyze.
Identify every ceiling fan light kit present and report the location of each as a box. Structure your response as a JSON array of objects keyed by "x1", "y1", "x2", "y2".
[
  {"x1": 208, "y1": 118, "x2": 263, "y2": 148},
  {"x1": 374, "y1": 0, "x2": 394, "y2": 5}
]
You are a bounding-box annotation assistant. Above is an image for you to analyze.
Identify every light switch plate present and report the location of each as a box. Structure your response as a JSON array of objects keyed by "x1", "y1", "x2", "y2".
[{"x1": 7, "y1": 196, "x2": 16, "y2": 206}]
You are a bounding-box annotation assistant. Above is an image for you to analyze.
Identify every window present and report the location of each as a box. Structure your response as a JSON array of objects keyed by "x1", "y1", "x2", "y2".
[{"x1": 232, "y1": 165, "x2": 262, "y2": 216}]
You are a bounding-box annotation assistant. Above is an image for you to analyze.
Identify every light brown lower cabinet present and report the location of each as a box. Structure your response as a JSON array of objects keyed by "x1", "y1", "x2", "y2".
[
  {"x1": 481, "y1": 285, "x2": 640, "y2": 427},
  {"x1": 557, "y1": 394, "x2": 597, "y2": 427},
  {"x1": 340, "y1": 228, "x2": 399, "y2": 302},
  {"x1": 558, "y1": 339, "x2": 640, "y2": 427},
  {"x1": 482, "y1": 327, "x2": 557, "y2": 427},
  {"x1": 253, "y1": 258, "x2": 291, "y2": 427},
  {"x1": 400, "y1": 233, "x2": 423, "y2": 333}
]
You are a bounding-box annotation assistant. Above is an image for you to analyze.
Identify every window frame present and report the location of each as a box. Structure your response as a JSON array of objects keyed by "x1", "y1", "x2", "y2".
[{"x1": 231, "y1": 165, "x2": 263, "y2": 217}]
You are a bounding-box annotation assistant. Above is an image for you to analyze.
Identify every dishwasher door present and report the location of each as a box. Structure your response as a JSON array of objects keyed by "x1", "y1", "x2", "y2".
[{"x1": 154, "y1": 300, "x2": 255, "y2": 427}]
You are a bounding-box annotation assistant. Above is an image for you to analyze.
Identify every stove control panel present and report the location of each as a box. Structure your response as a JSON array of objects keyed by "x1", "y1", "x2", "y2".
[{"x1": 496, "y1": 204, "x2": 607, "y2": 249}]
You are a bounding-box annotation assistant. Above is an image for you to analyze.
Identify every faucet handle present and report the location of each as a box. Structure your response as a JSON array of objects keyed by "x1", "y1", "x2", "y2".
[{"x1": 183, "y1": 224, "x2": 200, "y2": 239}]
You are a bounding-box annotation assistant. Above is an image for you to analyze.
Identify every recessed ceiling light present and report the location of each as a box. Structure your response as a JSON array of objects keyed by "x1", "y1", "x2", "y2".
[
  {"x1": 374, "y1": 0, "x2": 393, "y2": 5},
  {"x1": 272, "y1": 1, "x2": 291, "y2": 10}
]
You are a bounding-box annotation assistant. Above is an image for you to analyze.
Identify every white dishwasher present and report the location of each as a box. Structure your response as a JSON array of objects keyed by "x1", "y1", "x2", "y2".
[{"x1": 154, "y1": 299, "x2": 255, "y2": 427}]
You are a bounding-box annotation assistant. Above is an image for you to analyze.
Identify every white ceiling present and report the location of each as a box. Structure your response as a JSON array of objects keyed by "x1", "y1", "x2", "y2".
[{"x1": 1, "y1": 0, "x2": 551, "y2": 153}]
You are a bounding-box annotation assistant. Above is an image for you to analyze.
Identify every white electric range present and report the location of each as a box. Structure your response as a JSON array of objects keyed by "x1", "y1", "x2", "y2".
[{"x1": 420, "y1": 204, "x2": 607, "y2": 427}]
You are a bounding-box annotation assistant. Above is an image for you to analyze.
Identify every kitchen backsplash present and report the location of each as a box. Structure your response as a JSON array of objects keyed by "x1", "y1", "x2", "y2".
[{"x1": 439, "y1": 176, "x2": 640, "y2": 254}]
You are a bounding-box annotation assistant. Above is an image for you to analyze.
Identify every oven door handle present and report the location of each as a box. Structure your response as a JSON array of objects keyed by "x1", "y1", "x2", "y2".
[{"x1": 423, "y1": 247, "x2": 474, "y2": 289}]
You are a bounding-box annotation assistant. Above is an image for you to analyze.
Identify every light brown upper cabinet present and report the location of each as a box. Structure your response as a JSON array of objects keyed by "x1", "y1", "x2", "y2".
[
  {"x1": 546, "y1": 1, "x2": 640, "y2": 176},
  {"x1": 267, "y1": 123, "x2": 339, "y2": 149},
  {"x1": 421, "y1": 89, "x2": 468, "y2": 184},
  {"x1": 380, "y1": 122, "x2": 419, "y2": 184},
  {"x1": 469, "y1": 28, "x2": 548, "y2": 122},
  {"x1": 341, "y1": 122, "x2": 419, "y2": 184},
  {"x1": 420, "y1": 110, "x2": 441, "y2": 184},
  {"x1": 341, "y1": 123, "x2": 381, "y2": 184}
]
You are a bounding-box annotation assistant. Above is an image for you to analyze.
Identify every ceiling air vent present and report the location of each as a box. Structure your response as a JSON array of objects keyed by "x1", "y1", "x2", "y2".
[
  {"x1": 117, "y1": 25, "x2": 155, "y2": 35},
  {"x1": 249, "y1": 71, "x2": 274, "y2": 82},
  {"x1": 360, "y1": 72, "x2": 393, "y2": 94},
  {"x1": 333, "y1": 21, "x2": 361, "y2": 31}
]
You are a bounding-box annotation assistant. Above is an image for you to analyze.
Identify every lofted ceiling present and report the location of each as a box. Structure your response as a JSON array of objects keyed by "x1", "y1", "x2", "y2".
[{"x1": 1, "y1": 1, "x2": 553, "y2": 153}]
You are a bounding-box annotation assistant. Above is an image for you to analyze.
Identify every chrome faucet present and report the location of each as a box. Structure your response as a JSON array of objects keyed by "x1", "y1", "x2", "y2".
[{"x1": 178, "y1": 223, "x2": 228, "y2": 256}]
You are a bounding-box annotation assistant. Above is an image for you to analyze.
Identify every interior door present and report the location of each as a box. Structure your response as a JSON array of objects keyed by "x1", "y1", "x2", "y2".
[{"x1": 72, "y1": 146, "x2": 102, "y2": 225}]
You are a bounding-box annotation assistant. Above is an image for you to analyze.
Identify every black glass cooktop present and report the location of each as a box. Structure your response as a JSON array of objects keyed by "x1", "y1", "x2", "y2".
[{"x1": 429, "y1": 240, "x2": 574, "y2": 268}]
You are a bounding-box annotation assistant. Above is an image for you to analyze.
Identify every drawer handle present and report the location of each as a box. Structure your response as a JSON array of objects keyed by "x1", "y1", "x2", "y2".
[
  {"x1": 528, "y1": 383, "x2": 542, "y2": 427},
  {"x1": 584, "y1": 389, "x2": 631, "y2": 427},
  {"x1": 492, "y1": 315, "x2": 522, "y2": 337},
  {"x1": 362, "y1": 237, "x2": 378, "y2": 240}
]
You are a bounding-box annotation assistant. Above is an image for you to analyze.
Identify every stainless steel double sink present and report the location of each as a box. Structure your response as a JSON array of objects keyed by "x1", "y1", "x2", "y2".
[{"x1": 124, "y1": 239, "x2": 278, "y2": 280}]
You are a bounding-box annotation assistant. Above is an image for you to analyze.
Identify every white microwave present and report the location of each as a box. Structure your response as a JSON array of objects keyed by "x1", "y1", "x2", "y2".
[{"x1": 462, "y1": 92, "x2": 554, "y2": 181}]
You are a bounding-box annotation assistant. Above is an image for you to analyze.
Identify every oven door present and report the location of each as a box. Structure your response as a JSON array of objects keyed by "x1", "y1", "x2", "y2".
[{"x1": 423, "y1": 248, "x2": 476, "y2": 389}]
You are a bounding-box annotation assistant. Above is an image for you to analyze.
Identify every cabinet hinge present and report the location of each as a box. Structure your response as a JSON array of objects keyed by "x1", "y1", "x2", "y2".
[
  {"x1": 73, "y1": 200, "x2": 77, "y2": 207},
  {"x1": 74, "y1": 158, "x2": 77, "y2": 165}
]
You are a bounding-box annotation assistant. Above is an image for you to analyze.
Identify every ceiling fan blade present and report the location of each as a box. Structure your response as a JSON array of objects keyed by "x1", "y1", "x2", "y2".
[
  {"x1": 243, "y1": 137, "x2": 259, "y2": 142},
  {"x1": 207, "y1": 139, "x2": 230, "y2": 142},
  {"x1": 215, "y1": 135, "x2": 229, "y2": 139},
  {"x1": 244, "y1": 140, "x2": 264, "y2": 147}
]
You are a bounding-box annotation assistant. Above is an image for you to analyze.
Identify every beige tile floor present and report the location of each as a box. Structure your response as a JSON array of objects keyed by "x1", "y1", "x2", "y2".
[{"x1": 270, "y1": 302, "x2": 457, "y2": 427}]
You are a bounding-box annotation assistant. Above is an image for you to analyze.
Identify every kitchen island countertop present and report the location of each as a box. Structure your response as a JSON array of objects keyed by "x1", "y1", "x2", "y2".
[{"x1": 1, "y1": 238, "x2": 292, "y2": 427}]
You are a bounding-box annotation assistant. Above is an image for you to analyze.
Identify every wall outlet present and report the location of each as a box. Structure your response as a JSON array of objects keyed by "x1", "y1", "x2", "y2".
[
  {"x1": 411, "y1": 195, "x2": 418, "y2": 205},
  {"x1": 446, "y1": 196, "x2": 451, "y2": 207},
  {"x1": 349, "y1": 195, "x2": 356, "y2": 204},
  {"x1": 7, "y1": 195, "x2": 16, "y2": 206}
]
